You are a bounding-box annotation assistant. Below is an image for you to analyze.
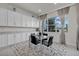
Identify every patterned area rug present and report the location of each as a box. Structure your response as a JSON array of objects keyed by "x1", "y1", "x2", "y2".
[{"x1": 11, "y1": 41, "x2": 79, "y2": 56}]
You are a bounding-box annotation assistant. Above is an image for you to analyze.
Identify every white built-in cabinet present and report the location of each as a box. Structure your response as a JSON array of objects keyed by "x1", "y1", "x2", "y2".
[
  {"x1": 0, "y1": 8, "x2": 39, "y2": 48},
  {"x1": 0, "y1": 8, "x2": 39, "y2": 28},
  {"x1": 0, "y1": 33, "x2": 28, "y2": 48}
]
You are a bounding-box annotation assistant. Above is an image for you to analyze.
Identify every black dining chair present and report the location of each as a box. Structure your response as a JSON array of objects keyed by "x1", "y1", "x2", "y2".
[
  {"x1": 30, "y1": 34, "x2": 40, "y2": 45},
  {"x1": 42, "y1": 36, "x2": 53, "y2": 47},
  {"x1": 43, "y1": 33, "x2": 48, "y2": 36}
]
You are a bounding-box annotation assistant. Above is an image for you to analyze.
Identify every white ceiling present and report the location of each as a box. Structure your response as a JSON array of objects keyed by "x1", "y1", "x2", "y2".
[{"x1": 10, "y1": 3, "x2": 74, "y2": 16}]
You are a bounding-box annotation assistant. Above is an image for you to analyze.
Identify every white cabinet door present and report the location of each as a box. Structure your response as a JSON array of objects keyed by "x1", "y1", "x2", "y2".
[
  {"x1": 8, "y1": 11, "x2": 15, "y2": 26},
  {"x1": 22, "y1": 15, "x2": 27, "y2": 27},
  {"x1": 27, "y1": 32, "x2": 31, "y2": 41},
  {"x1": 19, "y1": 33, "x2": 24, "y2": 42},
  {"x1": 22, "y1": 33, "x2": 27, "y2": 41},
  {"x1": 35, "y1": 19, "x2": 37, "y2": 27},
  {"x1": 26, "y1": 16, "x2": 30, "y2": 27},
  {"x1": 32, "y1": 18, "x2": 39, "y2": 28},
  {"x1": 37, "y1": 20, "x2": 39, "y2": 27},
  {"x1": 8, "y1": 33, "x2": 15, "y2": 45},
  {"x1": 15, "y1": 33, "x2": 27, "y2": 43},
  {"x1": 14, "y1": 12, "x2": 22, "y2": 27},
  {"x1": 36, "y1": 19, "x2": 39, "y2": 28},
  {"x1": 30, "y1": 17, "x2": 33, "y2": 27},
  {"x1": 32, "y1": 18, "x2": 37, "y2": 27},
  {"x1": 15, "y1": 33, "x2": 22, "y2": 43},
  {"x1": 27, "y1": 16, "x2": 32, "y2": 27},
  {"x1": 32, "y1": 18, "x2": 34, "y2": 27},
  {"x1": 0, "y1": 8, "x2": 8, "y2": 26},
  {"x1": 1, "y1": 34, "x2": 8, "y2": 47}
]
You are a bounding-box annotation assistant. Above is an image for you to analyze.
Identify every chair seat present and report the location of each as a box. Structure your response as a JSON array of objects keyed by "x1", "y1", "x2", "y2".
[{"x1": 42, "y1": 36, "x2": 53, "y2": 47}]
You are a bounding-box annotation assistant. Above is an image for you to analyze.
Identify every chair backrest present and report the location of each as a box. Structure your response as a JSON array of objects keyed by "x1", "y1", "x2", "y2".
[
  {"x1": 43, "y1": 33, "x2": 48, "y2": 36},
  {"x1": 48, "y1": 36, "x2": 53, "y2": 44},
  {"x1": 31, "y1": 35, "x2": 37, "y2": 42},
  {"x1": 39, "y1": 32, "x2": 41, "y2": 36},
  {"x1": 30, "y1": 34, "x2": 40, "y2": 45}
]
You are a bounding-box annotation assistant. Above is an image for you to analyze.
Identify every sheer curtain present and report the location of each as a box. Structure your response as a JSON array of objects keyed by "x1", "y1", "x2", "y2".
[
  {"x1": 39, "y1": 14, "x2": 47, "y2": 32},
  {"x1": 57, "y1": 7, "x2": 70, "y2": 44},
  {"x1": 76, "y1": 4, "x2": 79, "y2": 50},
  {"x1": 39, "y1": 14, "x2": 47, "y2": 41}
]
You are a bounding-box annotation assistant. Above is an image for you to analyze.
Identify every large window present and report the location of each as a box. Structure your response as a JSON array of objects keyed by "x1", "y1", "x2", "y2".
[
  {"x1": 43, "y1": 16, "x2": 69, "y2": 32},
  {"x1": 48, "y1": 17, "x2": 56, "y2": 32}
]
